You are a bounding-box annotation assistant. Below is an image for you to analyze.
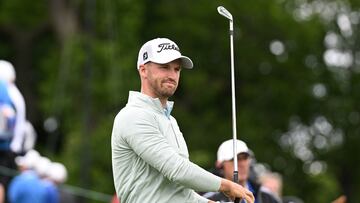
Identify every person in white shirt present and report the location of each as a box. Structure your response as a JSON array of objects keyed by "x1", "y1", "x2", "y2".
[
  {"x1": 111, "y1": 38, "x2": 255, "y2": 203},
  {"x1": 0, "y1": 60, "x2": 26, "y2": 154}
]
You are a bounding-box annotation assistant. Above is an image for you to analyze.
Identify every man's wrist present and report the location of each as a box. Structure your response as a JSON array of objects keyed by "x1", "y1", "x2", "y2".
[{"x1": 219, "y1": 178, "x2": 231, "y2": 193}]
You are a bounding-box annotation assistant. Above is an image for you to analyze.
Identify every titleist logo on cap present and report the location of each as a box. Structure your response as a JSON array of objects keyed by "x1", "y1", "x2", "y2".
[{"x1": 157, "y1": 43, "x2": 180, "y2": 53}]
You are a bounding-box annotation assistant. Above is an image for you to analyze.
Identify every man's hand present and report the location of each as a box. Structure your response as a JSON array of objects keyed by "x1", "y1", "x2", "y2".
[{"x1": 218, "y1": 178, "x2": 255, "y2": 203}]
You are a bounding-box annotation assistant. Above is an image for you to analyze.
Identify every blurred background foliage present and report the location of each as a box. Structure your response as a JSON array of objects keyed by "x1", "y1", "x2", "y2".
[{"x1": 0, "y1": 0, "x2": 359, "y2": 202}]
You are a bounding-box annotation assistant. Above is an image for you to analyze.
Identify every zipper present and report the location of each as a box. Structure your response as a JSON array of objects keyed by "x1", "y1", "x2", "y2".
[{"x1": 168, "y1": 117, "x2": 180, "y2": 148}]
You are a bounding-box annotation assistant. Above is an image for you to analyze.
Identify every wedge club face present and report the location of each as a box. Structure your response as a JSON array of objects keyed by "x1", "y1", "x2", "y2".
[{"x1": 217, "y1": 6, "x2": 233, "y2": 21}]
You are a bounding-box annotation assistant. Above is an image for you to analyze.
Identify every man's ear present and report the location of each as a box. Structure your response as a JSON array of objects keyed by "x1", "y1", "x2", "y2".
[
  {"x1": 215, "y1": 161, "x2": 224, "y2": 178},
  {"x1": 139, "y1": 64, "x2": 147, "y2": 78},
  {"x1": 215, "y1": 161, "x2": 223, "y2": 169}
]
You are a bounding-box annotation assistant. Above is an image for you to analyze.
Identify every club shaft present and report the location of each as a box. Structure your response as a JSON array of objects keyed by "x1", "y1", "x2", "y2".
[
  {"x1": 229, "y1": 18, "x2": 242, "y2": 203},
  {"x1": 229, "y1": 20, "x2": 238, "y2": 173}
]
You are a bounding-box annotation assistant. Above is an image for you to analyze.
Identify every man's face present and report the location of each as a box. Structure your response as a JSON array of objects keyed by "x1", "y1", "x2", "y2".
[
  {"x1": 222, "y1": 153, "x2": 250, "y2": 185},
  {"x1": 141, "y1": 59, "x2": 181, "y2": 99}
]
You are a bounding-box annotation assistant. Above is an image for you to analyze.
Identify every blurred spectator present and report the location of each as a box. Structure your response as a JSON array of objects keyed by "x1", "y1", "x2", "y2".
[
  {"x1": 0, "y1": 60, "x2": 26, "y2": 155},
  {"x1": 0, "y1": 79, "x2": 17, "y2": 201},
  {"x1": 47, "y1": 162, "x2": 76, "y2": 203},
  {"x1": 259, "y1": 172, "x2": 283, "y2": 203},
  {"x1": 0, "y1": 80, "x2": 15, "y2": 149},
  {"x1": 41, "y1": 179, "x2": 58, "y2": 203},
  {"x1": 43, "y1": 162, "x2": 68, "y2": 203},
  {"x1": 0, "y1": 60, "x2": 27, "y2": 202},
  {"x1": 34, "y1": 156, "x2": 51, "y2": 179},
  {"x1": 203, "y1": 139, "x2": 279, "y2": 203},
  {"x1": 8, "y1": 150, "x2": 46, "y2": 203},
  {"x1": 14, "y1": 150, "x2": 40, "y2": 172},
  {"x1": 34, "y1": 157, "x2": 59, "y2": 203},
  {"x1": 47, "y1": 162, "x2": 67, "y2": 186}
]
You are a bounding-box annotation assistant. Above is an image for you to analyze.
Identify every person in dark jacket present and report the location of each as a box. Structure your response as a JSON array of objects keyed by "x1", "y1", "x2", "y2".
[{"x1": 203, "y1": 139, "x2": 280, "y2": 203}]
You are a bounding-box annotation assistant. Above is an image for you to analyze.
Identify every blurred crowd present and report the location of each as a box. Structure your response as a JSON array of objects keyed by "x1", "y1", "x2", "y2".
[
  {"x1": 0, "y1": 60, "x2": 70, "y2": 203},
  {"x1": 8, "y1": 150, "x2": 68, "y2": 203},
  {"x1": 199, "y1": 139, "x2": 347, "y2": 203},
  {"x1": 201, "y1": 139, "x2": 304, "y2": 203}
]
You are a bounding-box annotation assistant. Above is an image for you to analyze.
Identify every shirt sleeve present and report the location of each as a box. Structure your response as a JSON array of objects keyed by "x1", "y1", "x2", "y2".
[{"x1": 119, "y1": 109, "x2": 221, "y2": 192}]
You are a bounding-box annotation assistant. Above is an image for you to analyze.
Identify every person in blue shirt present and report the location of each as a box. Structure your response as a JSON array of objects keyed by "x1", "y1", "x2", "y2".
[
  {"x1": 0, "y1": 80, "x2": 17, "y2": 202},
  {"x1": 8, "y1": 170, "x2": 47, "y2": 203},
  {"x1": 0, "y1": 60, "x2": 27, "y2": 155},
  {"x1": 35, "y1": 157, "x2": 59, "y2": 203},
  {"x1": 47, "y1": 162, "x2": 68, "y2": 203},
  {"x1": 8, "y1": 150, "x2": 47, "y2": 203},
  {"x1": 41, "y1": 179, "x2": 59, "y2": 203},
  {"x1": 0, "y1": 80, "x2": 16, "y2": 150}
]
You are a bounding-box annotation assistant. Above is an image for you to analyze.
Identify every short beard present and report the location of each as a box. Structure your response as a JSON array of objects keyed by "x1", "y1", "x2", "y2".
[{"x1": 152, "y1": 79, "x2": 177, "y2": 99}]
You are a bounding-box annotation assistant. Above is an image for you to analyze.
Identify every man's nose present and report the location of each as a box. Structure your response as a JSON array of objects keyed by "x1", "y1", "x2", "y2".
[{"x1": 167, "y1": 68, "x2": 178, "y2": 78}]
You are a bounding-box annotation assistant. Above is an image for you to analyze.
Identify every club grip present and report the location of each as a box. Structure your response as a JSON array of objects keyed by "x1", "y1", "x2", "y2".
[{"x1": 233, "y1": 171, "x2": 241, "y2": 203}]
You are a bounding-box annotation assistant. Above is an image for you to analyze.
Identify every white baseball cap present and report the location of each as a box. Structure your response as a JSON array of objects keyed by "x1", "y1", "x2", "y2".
[
  {"x1": 34, "y1": 156, "x2": 51, "y2": 177},
  {"x1": 217, "y1": 139, "x2": 250, "y2": 163},
  {"x1": 47, "y1": 162, "x2": 67, "y2": 183},
  {"x1": 0, "y1": 60, "x2": 16, "y2": 83},
  {"x1": 137, "y1": 38, "x2": 193, "y2": 69},
  {"x1": 15, "y1": 149, "x2": 40, "y2": 169}
]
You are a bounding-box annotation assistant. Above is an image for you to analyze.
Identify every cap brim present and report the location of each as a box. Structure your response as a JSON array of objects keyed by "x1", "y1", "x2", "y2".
[
  {"x1": 238, "y1": 151, "x2": 250, "y2": 156},
  {"x1": 151, "y1": 55, "x2": 193, "y2": 69},
  {"x1": 179, "y1": 56, "x2": 193, "y2": 69},
  {"x1": 217, "y1": 151, "x2": 250, "y2": 162}
]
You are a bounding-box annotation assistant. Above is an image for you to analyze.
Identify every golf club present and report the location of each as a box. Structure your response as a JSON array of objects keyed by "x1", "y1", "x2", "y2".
[{"x1": 217, "y1": 6, "x2": 241, "y2": 203}]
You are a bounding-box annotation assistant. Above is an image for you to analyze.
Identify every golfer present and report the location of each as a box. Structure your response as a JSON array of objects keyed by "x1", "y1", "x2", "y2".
[{"x1": 111, "y1": 38, "x2": 254, "y2": 203}]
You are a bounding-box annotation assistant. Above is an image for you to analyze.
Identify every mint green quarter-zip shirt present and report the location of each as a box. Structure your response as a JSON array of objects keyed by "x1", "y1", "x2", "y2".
[{"x1": 111, "y1": 91, "x2": 221, "y2": 203}]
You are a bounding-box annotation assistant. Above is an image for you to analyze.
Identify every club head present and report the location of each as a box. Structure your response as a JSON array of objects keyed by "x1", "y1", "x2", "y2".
[{"x1": 217, "y1": 6, "x2": 233, "y2": 21}]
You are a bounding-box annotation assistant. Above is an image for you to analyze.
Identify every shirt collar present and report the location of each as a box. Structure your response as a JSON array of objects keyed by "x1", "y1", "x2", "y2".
[
  {"x1": 164, "y1": 102, "x2": 174, "y2": 118},
  {"x1": 128, "y1": 91, "x2": 174, "y2": 116}
]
